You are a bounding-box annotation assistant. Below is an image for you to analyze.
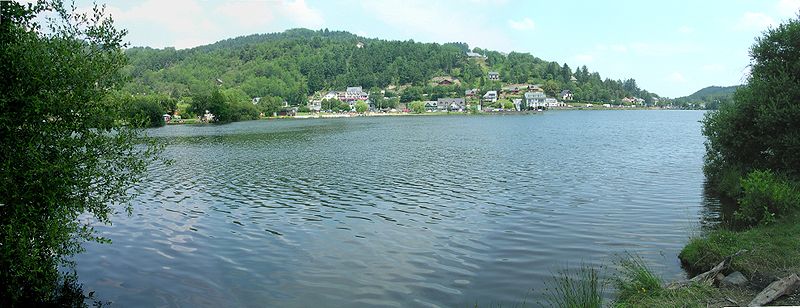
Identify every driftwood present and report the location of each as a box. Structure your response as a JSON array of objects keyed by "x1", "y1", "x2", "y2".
[
  {"x1": 748, "y1": 273, "x2": 800, "y2": 306},
  {"x1": 666, "y1": 249, "x2": 747, "y2": 290}
]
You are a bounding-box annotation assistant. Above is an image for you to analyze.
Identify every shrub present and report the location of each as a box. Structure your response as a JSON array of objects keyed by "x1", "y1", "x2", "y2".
[{"x1": 735, "y1": 170, "x2": 800, "y2": 226}]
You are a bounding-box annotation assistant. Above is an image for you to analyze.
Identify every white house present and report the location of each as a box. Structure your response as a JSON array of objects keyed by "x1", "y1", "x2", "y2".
[
  {"x1": 483, "y1": 90, "x2": 498, "y2": 102},
  {"x1": 524, "y1": 91, "x2": 546, "y2": 109},
  {"x1": 488, "y1": 71, "x2": 500, "y2": 81}
]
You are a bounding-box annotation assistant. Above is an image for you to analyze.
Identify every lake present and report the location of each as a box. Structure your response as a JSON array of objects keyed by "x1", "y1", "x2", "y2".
[{"x1": 75, "y1": 110, "x2": 717, "y2": 307}]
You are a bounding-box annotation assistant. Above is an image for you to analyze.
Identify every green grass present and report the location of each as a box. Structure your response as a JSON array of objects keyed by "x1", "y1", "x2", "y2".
[
  {"x1": 613, "y1": 282, "x2": 723, "y2": 308},
  {"x1": 612, "y1": 254, "x2": 663, "y2": 303},
  {"x1": 679, "y1": 212, "x2": 800, "y2": 277},
  {"x1": 542, "y1": 265, "x2": 604, "y2": 308}
]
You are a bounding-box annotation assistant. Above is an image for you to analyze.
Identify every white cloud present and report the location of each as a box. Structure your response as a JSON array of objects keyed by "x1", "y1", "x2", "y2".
[
  {"x1": 508, "y1": 17, "x2": 535, "y2": 31},
  {"x1": 777, "y1": 0, "x2": 800, "y2": 16},
  {"x1": 361, "y1": 0, "x2": 513, "y2": 51},
  {"x1": 737, "y1": 12, "x2": 777, "y2": 30},
  {"x1": 100, "y1": 0, "x2": 218, "y2": 49},
  {"x1": 667, "y1": 72, "x2": 686, "y2": 83}
]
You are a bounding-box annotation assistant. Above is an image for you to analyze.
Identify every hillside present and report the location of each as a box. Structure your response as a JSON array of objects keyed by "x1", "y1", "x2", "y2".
[
  {"x1": 673, "y1": 85, "x2": 739, "y2": 109},
  {"x1": 119, "y1": 28, "x2": 661, "y2": 122}
]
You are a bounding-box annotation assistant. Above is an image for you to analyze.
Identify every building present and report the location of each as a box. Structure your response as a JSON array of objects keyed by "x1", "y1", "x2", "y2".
[
  {"x1": 465, "y1": 88, "x2": 479, "y2": 97},
  {"x1": 466, "y1": 51, "x2": 487, "y2": 59},
  {"x1": 512, "y1": 99, "x2": 523, "y2": 111},
  {"x1": 356, "y1": 41, "x2": 364, "y2": 48},
  {"x1": 560, "y1": 90, "x2": 573, "y2": 101},
  {"x1": 483, "y1": 90, "x2": 498, "y2": 102},
  {"x1": 423, "y1": 101, "x2": 439, "y2": 111},
  {"x1": 525, "y1": 91, "x2": 546, "y2": 109},
  {"x1": 488, "y1": 71, "x2": 500, "y2": 81},
  {"x1": 437, "y1": 98, "x2": 466, "y2": 111},
  {"x1": 545, "y1": 97, "x2": 564, "y2": 107},
  {"x1": 338, "y1": 87, "x2": 369, "y2": 102}
]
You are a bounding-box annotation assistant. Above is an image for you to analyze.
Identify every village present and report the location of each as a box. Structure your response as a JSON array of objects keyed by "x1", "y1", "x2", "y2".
[{"x1": 300, "y1": 70, "x2": 650, "y2": 117}]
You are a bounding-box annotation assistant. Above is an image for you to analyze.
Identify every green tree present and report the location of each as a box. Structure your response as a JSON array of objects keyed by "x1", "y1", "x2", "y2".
[
  {"x1": 0, "y1": 1, "x2": 159, "y2": 304},
  {"x1": 409, "y1": 101, "x2": 426, "y2": 113},
  {"x1": 702, "y1": 14, "x2": 800, "y2": 186},
  {"x1": 355, "y1": 101, "x2": 369, "y2": 113}
]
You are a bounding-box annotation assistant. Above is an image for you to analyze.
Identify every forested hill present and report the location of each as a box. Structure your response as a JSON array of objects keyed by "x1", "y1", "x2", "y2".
[
  {"x1": 122, "y1": 28, "x2": 658, "y2": 106},
  {"x1": 673, "y1": 85, "x2": 739, "y2": 109}
]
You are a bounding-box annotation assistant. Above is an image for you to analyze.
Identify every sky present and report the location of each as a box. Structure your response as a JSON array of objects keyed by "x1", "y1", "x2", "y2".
[{"x1": 56, "y1": 0, "x2": 800, "y2": 98}]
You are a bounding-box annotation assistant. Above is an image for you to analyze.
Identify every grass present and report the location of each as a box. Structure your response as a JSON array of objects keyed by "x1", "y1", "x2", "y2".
[
  {"x1": 542, "y1": 265, "x2": 604, "y2": 308},
  {"x1": 679, "y1": 212, "x2": 800, "y2": 277}
]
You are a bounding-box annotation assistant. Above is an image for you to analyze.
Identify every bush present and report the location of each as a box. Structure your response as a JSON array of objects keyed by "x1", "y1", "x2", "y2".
[{"x1": 735, "y1": 170, "x2": 800, "y2": 226}]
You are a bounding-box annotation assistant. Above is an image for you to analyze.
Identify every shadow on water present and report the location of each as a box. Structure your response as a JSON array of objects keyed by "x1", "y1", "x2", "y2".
[{"x1": 698, "y1": 181, "x2": 739, "y2": 231}]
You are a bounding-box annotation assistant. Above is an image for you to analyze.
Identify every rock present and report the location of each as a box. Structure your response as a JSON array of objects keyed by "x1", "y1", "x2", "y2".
[
  {"x1": 721, "y1": 271, "x2": 748, "y2": 287},
  {"x1": 715, "y1": 273, "x2": 726, "y2": 283}
]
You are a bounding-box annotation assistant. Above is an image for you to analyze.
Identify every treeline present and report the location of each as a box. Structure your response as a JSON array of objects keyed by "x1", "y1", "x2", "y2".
[
  {"x1": 120, "y1": 28, "x2": 660, "y2": 125},
  {"x1": 673, "y1": 85, "x2": 739, "y2": 110}
]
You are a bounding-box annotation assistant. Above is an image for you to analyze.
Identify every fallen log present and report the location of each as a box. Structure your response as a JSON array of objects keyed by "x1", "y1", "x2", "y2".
[
  {"x1": 666, "y1": 249, "x2": 746, "y2": 290},
  {"x1": 748, "y1": 273, "x2": 800, "y2": 307}
]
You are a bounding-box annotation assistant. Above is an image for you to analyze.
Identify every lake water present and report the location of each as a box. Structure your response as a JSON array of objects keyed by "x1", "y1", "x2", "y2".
[{"x1": 75, "y1": 110, "x2": 717, "y2": 307}]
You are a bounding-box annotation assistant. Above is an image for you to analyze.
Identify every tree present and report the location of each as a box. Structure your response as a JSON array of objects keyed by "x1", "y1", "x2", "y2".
[
  {"x1": 0, "y1": 1, "x2": 159, "y2": 304},
  {"x1": 702, "y1": 14, "x2": 800, "y2": 186},
  {"x1": 355, "y1": 101, "x2": 368, "y2": 113},
  {"x1": 409, "y1": 101, "x2": 426, "y2": 113}
]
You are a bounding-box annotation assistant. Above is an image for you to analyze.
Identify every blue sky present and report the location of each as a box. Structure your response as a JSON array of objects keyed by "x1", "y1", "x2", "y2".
[{"x1": 64, "y1": 0, "x2": 800, "y2": 97}]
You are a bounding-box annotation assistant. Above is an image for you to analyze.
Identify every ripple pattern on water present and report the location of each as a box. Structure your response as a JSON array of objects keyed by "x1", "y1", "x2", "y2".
[{"x1": 77, "y1": 111, "x2": 710, "y2": 307}]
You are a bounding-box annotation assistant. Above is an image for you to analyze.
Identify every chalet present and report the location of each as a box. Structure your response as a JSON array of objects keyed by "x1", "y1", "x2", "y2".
[
  {"x1": 356, "y1": 41, "x2": 364, "y2": 48},
  {"x1": 570, "y1": 75, "x2": 578, "y2": 82},
  {"x1": 488, "y1": 71, "x2": 500, "y2": 81},
  {"x1": 424, "y1": 101, "x2": 439, "y2": 111},
  {"x1": 483, "y1": 90, "x2": 498, "y2": 102},
  {"x1": 501, "y1": 84, "x2": 527, "y2": 94},
  {"x1": 560, "y1": 90, "x2": 573, "y2": 101},
  {"x1": 437, "y1": 98, "x2": 466, "y2": 111},
  {"x1": 465, "y1": 88, "x2": 479, "y2": 97},
  {"x1": 431, "y1": 76, "x2": 459, "y2": 86}
]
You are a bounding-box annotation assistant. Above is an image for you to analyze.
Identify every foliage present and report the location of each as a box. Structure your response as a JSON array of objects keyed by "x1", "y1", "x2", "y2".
[
  {"x1": 735, "y1": 170, "x2": 800, "y2": 226},
  {"x1": 502, "y1": 101, "x2": 515, "y2": 110},
  {"x1": 409, "y1": 101, "x2": 426, "y2": 114},
  {"x1": 542, "y1": 265, "x2": 604, "y2": 308},
  {"x1": 115, "y1": 92, "x2": 168, "y2": 127},
  {"x1": 673, "y1": 85, "x2": 739, "y2": 110},
  {"x1": 702, "y1": 15, "x2": 800, "y2": 184},
  {"x1": 679, "y1": 212, "x2": 800, "y2": 277},
  {"x1": 0, "y1": 0, "x2": 159, "y2": 305},
  {"x1": 121, "y1": 28, "x2": 659, "y2": 123},
  {"x1": 355, "y1": 101, "x2": 368, "y2": 113},
  {"x1": 612, "y1": 254, "x2": 663, "y2": 303}
]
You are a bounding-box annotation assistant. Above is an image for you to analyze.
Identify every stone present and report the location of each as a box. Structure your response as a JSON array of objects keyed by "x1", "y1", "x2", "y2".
[{"x1": 721, "y1": 271, "x2": 748, "y2": 287}]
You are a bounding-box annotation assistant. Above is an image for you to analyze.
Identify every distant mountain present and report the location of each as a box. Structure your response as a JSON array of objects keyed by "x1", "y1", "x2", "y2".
[{"x1": 673, "y1": 85, "x2": 739, "y2": 109}]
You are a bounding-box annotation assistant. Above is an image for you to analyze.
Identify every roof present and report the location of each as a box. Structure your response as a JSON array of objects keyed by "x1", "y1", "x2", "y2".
[
  {"x1": 437, "y1": 98, "x2": 465, "y2": 104},
  {"x1": 525, "y1": 92, "x2": 546, "y2": 99},
  {"x1": 560, "y1": 90, "x2": 572, "y2": 95},
  {"x1": 483, "y1": 91, "x2": 498, "y2": 97},
  {"x1": 346, "y1": 86, "x2": 363, "y2": 93},
  {"x1": 488, "y1": 71, "x2": 499, "y2": 75}
]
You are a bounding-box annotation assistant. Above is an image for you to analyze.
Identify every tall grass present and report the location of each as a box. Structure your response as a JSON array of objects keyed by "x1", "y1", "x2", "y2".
[
  {"x1": 612, "y1": 254, "x2": 663, "y2": 303},
  {"x1": 542, "y1": 264, "x2": 604, "y2": 308}
]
